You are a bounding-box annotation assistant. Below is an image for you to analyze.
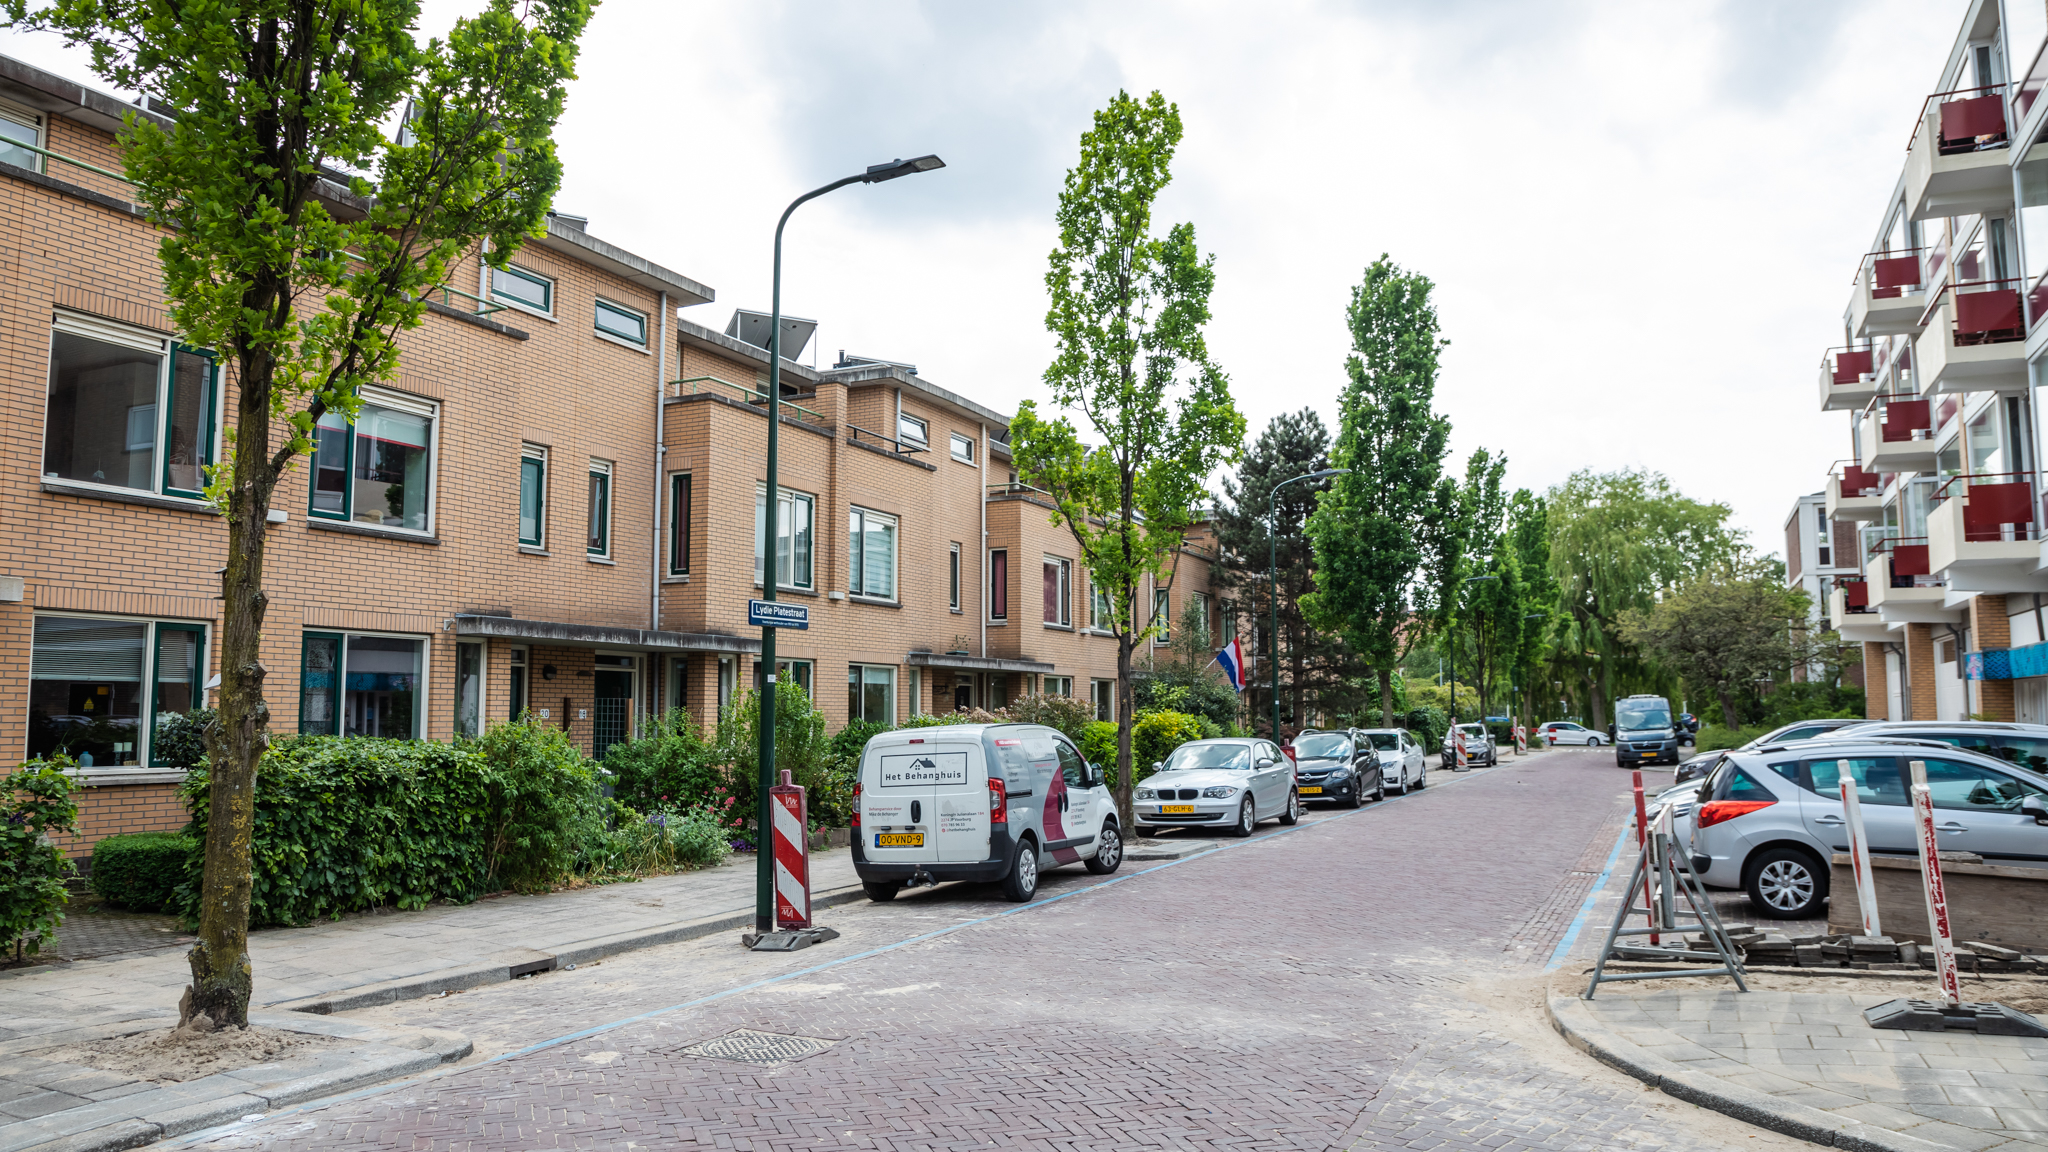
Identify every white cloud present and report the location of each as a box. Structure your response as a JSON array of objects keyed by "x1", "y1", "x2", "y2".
[{"x1": 0, "y1": 0, "x2": 1969, "y2": 550}]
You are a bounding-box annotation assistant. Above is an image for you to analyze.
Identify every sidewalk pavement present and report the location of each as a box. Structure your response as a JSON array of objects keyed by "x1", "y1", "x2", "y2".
[{"x1": 1551, "y1": 988, "x2": 2048, "y2": 1152}]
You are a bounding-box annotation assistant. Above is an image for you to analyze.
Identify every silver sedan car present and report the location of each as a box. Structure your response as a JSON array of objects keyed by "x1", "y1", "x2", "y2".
[{"x1": 1134, "y1": 738, "x2": 1299, "y2": 837}]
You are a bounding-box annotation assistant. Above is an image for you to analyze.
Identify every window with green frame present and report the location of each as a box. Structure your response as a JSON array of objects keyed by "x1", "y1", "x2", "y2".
[
  {"x1": 308, "y1": 390, "x2": 437, "y2": 532},
  {"x1": 300, "y1": 631, "x2": 424, "y2": 738},
  {"x1": 519, "y1": 444, "x2": 546, "y2": 546},
  {"x1": 490, "y1": 264, "x2": 552, "y2": 313},
  {"x1": 594, "y1": 298, "x2": 647, "y2": 345},
  {"x1": 26, "y1": 615, "x2": 210, "y2": 768},
  {"x1": 42, "y1": 313, "x2": 218, "y2": 500},
  {"x1": 588, "y1": 460, "x2": 612, "y2": 556}
]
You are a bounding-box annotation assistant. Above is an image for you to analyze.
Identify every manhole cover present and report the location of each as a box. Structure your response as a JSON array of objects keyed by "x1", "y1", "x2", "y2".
[{"x1": 677, "y1": 1029, "x2": 837, "y2": 1065}]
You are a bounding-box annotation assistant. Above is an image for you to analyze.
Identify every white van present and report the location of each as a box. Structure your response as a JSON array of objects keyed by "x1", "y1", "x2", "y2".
[{"x1": 853, "y1": 722, "x2": 1122, "y2": 902}]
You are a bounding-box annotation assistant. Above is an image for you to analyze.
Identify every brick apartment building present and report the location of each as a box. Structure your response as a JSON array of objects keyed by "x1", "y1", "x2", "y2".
[
  {"x1": 0, "y1": 55, "x2": 1226, "y2": 856},
  {"x1": 1815, "y1": 0, "x2": 2048, "y2": 724}
]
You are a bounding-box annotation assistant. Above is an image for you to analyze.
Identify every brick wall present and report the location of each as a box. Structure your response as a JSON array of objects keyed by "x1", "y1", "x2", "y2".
[
  {"x1": 1905, "y1": 623, "x2": 1936, "y2": 721},
  {"x1": 1863, "y1": 641, "x2": 1887, "y2": 719},
  {"x1": 54, "y1": 781, "x2": 187, "y2": 860},
  {"x1": 1970, "y1": 593, "x2": 2013, "y2": 721}
]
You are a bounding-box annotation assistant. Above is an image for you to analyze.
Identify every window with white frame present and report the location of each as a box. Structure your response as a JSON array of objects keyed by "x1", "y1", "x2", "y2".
[
  {"x1": 594, "y1": 298, "x2": 647, "y2": 347},
  {"x1": 849, "y1": 663, "x2": 895, "y2": 724},
  {"x1": 509, "y1": 646, "x2": 529, "y2": 718},
  {"x1": 848, "y1": 507, "x2": 898, "y2": 600},
  {"x1": 587, "y1": 459, "x2": 612, "y2": 556},
  {"x1": 299, "y1": 631, "x2": 426, "y2": 738},
  {"x1": 1190, "y1": 590, "x2": 1212, "y2": 645},
  {"x1": 909, "y1": 668, "x2": 925, "y2": 715},
  {"x1": 455, "y1": 641, "x2": 484, "y2": 738},
  {"x1": 0, "y1": 98, "x2": 44, "y2": 173},
  {"x1": 898, "y1": 412, "x2": 928, "y2": 446},
  {"x1": 309, "y1": 387, "x2": 436, "y2": 532},
  {"x1": 1153, "y1": 589, "x2": 1171, "y2": 642},
  {"x1": 43, "y1": 313, "x2": 219, "y2": 500},
  {"x1": 949, "y1": 543, "x2": 963, "y2": 611},
  {"x1": 489, "y1": 264, "x2": 553, "y2": 314},
  {"x1": 1044, "y1": 675, "x2": 1073, "y2": 697},
  {"x1": 1043, "y1": 556, "x2": 1071, "y2": 626},
  {"x1": 754, "y1": 484, "x2": 816, "y2": 590},
  {"x1": 950, "y1": 432, "x2": 975, "y2": 464},
  {"x1": 29, "y1": 614, "x2": 209, "y2": 769},
  {"x1": 1091, "y1": 678, "x2": 1115, "y2": 722},
  {"x1": 519, "y1": 444, "x2": 546, "y2": 547}
]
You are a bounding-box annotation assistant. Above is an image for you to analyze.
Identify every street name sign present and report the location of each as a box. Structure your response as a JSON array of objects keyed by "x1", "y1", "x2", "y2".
[{"x1": 748, "y1": 600, "x2": 810, "y2": 630}]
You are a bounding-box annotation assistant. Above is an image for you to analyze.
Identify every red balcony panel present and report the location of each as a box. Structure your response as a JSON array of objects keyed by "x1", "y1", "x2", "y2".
[
  {"x1": 1955, "y1": 288, "x2": 2023, "y2": 334},
  {"x1": 1843, "y1": 580, "x2": 1870, "y2": 608},
  {"x1": 1881, "y1": 399, "x2": 1931, "y2": 442},
  {"x1": 1939, "y1": 93, "x2": 2007, "y2": 144},
  {"x1": 1832, "y1": 349, "x2": 1874, "y2": 384},
  {"x1": 1874, "y1": 256, "x2": 1921, "y2": 291},
  {"x1": 1893, "y1": 544, "x2": 1931, "y2": 576},
  {"x1": 1843, "y1": 465, "x2": 1879, "y2": 493},
  {"x1": 1962, "y1": 481, "x2": 2034, "y2": 541}
]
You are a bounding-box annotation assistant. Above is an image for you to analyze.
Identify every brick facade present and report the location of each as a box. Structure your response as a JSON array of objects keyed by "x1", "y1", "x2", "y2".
[
  {"x1": 1905, "y1": 623, "x2": 1937, "y2": 721},
  {"x1": 1969, "y1": 593, "x2": 2014, "y2": 721},
  {"x1": 1862, "y1": 641, "x2": 1888, "y2": 719}
]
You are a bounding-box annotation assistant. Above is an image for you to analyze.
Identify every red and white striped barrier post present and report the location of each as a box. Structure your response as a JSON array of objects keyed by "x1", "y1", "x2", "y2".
[
  {"x1": 770, "y1": 769, "x2": 810, "y2": 931},
  {"x1": 1451, "y1": 716, "x2": 1468, "y2": 771},
  {"x1": 1514, "y1": 722, "x2": 1527, "y2": 755},
  {"x1": 1906, "y1": 760, "x2": 1961, "y2": 1007},
  {"x1": 1838, "y1": 761, "x2": 1881, "y2": 937}
]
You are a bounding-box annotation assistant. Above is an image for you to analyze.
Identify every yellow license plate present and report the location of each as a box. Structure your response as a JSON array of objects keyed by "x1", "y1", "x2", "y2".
[
  {"x1": 1299, "y1": 786, "x2": 1323, "y2": 794},
  {"x1": 874, "y1": 832, "x2": 924, "y2": 847},
  {"x1": 1160, "y1": 804, "x2": 1194, "y2": 814}
]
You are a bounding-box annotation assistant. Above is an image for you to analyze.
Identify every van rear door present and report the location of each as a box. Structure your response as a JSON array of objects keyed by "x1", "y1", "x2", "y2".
[
  {"x1": 928, "y1": 740, "x2": 991, "y2": 862},
  {"x1": 864, "y1": 740, "x2": 968, "y2": 864}
]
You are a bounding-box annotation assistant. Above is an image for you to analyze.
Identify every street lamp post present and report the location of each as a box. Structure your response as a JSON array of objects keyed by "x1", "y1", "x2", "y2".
[
  {"x1": 755, "y1": 155, "x2": 944, "y2": 935},
  {"x1": 1268, "y1": 468, "x2": 1349, "y2": 743}
]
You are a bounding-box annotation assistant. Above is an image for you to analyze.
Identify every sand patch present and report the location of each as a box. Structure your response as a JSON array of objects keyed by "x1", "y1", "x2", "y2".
[{"x1": 39, "y1": 1025, "x2": 348, "y2": 1083}]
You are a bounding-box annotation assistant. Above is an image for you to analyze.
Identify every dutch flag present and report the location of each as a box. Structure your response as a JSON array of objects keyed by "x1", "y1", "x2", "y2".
[{"x1": 1212, "y1": 637, "x2": 1248, "y2": 693}]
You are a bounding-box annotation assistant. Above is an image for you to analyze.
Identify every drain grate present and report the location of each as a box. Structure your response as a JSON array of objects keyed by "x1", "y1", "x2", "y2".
[{"x1": 676, "y1": 1029, "x2": 837, "y2": 1065}]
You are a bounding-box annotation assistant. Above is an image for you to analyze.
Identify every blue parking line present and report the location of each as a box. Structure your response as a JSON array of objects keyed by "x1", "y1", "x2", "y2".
[
  {"x1": 1545, "y1": 817, "x2": 1633, "y2": 970},
  {"x1": 171, "y1": 755, "x2": 1523, "y2": 1146}
]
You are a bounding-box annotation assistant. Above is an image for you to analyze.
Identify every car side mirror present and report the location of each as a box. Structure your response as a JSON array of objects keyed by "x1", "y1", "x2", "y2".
[
  {"x1": 1151, "y1": 760, "x2": 1163, "y2": 773},
  {"x1": 1086, "y1": 762, "x2": 1104, "y2": 787},
  {"x1": 2023, "y1": 794, "x2": 2048, "y2": 826}
]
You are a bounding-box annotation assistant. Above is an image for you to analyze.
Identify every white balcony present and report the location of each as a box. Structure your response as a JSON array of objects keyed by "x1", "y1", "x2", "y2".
[
  {"x1": 1926, "y1": 481, "x2": 2048, "y2": 593},
  {"x1": 1828, "y1": 586, "x2": 1891, "y2": 643},
  {"x1": 1857, "y1": 402, "x2": 1937, "y2": 473},
  {"x1": 1825, "y1": 468, "x2": 1884, "y2": 522},
  {"x1": 1848, "y1": 254, "x2": 1926, "y2": 339},
  {"x1": 1904, "y1": 96, "x2": 2013, "y2": 221},
  {"x1": 1914, "y1": 285, "x2": 2027, "y2": 396},
  {"x1": 1818, "y1": 348, "x2": 1878, "y2": 411},
  {"x1": 1867, "y1": 552, "x2": 1962, "y2": 624}
]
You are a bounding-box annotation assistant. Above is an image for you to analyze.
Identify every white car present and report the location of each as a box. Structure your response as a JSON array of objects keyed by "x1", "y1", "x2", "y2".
[
  {"x1": 1135, "y1": 738, "x2": 1300, "y2": 836},
  {"x1": 1358, "y1": 727, "x2": 1427, "y2": 793},
  {"x1": 1540, "y1": 721, "x2": 1605, "y2": 747}
]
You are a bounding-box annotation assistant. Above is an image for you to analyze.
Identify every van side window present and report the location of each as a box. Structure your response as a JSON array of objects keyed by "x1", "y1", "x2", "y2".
[{"x1": 1055, "y1": 741, "x2": 1087, "y2": 787}]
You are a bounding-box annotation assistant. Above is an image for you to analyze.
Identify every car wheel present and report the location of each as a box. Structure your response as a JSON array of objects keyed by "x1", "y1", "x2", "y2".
[
  {"x1": 1001, "y1": 838, "x2": 1040, "y2": 902},
  {"x1": 1085, "y1": 823, "x2": 1123, "y2": 874},
  {"x1": 1413, "y1": 764, "x2": 1426, "y2": 789},
  {"x1": 1744, "y1": 847, "x2": 1827, "y2": 920},
  {"x1": 1231, "y1": 797, "x2": 1256, "y2": 837},
  {"x1": 1373, "y1": 774, "x2": 1386, "y2": 802},
  {"x1": 863, "y1": 881, "x2": 900, "y2": 903},
  {"x1": 1278, "y1": 789, "x2": 1300, "y2": 825},
  {"x1": 1389, "y1": 770, "x2": 1407, "y2": 796}
]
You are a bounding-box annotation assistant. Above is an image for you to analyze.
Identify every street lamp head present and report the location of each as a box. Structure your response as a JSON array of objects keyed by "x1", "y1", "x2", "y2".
[
  {"x1": 863, "y1": 154, "x2": 947, "y2": 183},
  {"x1": 1306, "y1": 468, "x2": 1351, "y2": 480}
]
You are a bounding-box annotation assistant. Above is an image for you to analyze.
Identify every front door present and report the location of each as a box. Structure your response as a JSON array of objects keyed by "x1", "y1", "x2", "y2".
[
  {"x1": 1253, "y1": 740, "x2": 1289, "y2": 815},
  {"x1": 593, "y1": 666, "x2": 633, "y2": 758},
  {"x1": 1050, "y1": 739, "x2": 1094, "y2": 863}
]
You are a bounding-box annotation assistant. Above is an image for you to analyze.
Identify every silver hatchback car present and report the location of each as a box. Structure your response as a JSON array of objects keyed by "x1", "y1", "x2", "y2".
[{"x1": 1687, "y1": 738, "x2": 2048, "y2": 919}]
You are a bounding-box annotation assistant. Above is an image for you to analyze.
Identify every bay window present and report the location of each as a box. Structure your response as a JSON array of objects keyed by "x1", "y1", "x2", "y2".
[
  {"x1": 309, "y1": 388, "x2": 436, "y2": 532},
  {"x1": 43, "y1": 314, "x2": 218, "y2": 499},
  {"x1": 848, "y1": 507, "x2": 898, "y2": 599},
  {"x1": 754, "y1": 484, "x2": 815, "y2": 590}
]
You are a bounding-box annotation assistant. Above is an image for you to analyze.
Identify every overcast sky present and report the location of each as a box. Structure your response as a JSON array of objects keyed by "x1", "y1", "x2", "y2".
[{"x1": 0, "y1": 0, "x2": 1969, "y2": 553}]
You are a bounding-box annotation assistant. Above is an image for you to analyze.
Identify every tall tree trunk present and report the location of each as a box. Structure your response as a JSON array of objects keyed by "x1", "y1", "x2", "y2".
[
  {"x1": 1716, "y1": 689, "x2": 1740, "y2": 731},
  {"x1": 1587, "y1": 670, "x2": 1608, "y2": 733},
  {"x1": 1288, "y1": 623, "x2": 1305, "y2": 733},
  {"x1": 186, "y1": 352, "x2": 278, "y2": 1031},
  {"x1": 1378, "y1": 667, "x2": 1395, "y2": 727},
  {"x1": 1114, "y1": 634, "x2": 1135, "y2": 830}
]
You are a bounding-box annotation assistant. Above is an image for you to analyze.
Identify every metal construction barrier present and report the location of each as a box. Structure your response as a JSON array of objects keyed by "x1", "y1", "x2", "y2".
[{"x1": 1584, "y1": 802, "x2": 1748, "y2": 999}]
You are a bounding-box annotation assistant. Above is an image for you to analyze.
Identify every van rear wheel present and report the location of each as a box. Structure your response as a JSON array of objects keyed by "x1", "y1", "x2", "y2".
[
  {"x1": 1001, "y1": 839, "x2": 1040, "y2": 902},
  {"x1": 863, "y1": 881, "x2": 900, "y2": 903}
]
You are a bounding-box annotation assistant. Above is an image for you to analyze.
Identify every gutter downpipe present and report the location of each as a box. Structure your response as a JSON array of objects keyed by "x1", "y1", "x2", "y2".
[{"x1": 653, "y1": 292, "x2": 669, "y2": 638}]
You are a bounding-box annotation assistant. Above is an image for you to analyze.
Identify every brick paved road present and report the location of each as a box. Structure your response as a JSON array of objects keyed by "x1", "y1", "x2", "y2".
[{"x1": 182, "y1": 749, "x2": 1806, "y2": 1151}]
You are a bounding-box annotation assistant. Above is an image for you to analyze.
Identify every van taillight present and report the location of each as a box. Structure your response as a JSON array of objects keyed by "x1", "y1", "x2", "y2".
[
  {"x1": 989, "y1": 777, "x2": 1007, "y2": 823},
  {"x1": 852, "y1": 781, "x2": 862, "y2": 828},
  {"x1": 1696, "y1": 799, "x2": 1773, "y2": 828}
]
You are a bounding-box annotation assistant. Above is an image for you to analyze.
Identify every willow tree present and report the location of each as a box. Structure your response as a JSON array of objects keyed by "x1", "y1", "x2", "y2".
[
  {"x1": 1547, "y1": 469, "x2": 1741, "y2": 727},
  {"x1": 1009, "y1": 90, "x2": 1244, "y2": 828},
  {"x1": 10, "y1": 0, "x2": 595, "y2": 1028}
]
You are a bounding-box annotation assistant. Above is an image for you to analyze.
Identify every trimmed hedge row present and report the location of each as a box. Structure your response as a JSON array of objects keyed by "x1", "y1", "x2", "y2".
[{"x1": 89, "y1": 832, "x2": 196, "y2": 912}]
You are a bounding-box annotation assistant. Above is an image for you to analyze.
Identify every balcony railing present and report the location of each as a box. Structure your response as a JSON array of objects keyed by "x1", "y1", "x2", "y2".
[
  {"x1": 1824, "y1": 346, "x2": 1874, "y2": 384},
  {"x1": 1837, "y1": 575, "x2": 1873, "y2": 613},
  {"x1": 1857, "y1": 248, "x2": 1925, "y2": 298},
  {"x1": 1834, "y1": 460, "x2": 1883, "y2": 498},
  {"x1": 1868, "y1": 535, "x2": 1932, "y2": 583},
  {"x1": 669, "y1": 375, "x2": 826, "y2": 424},
  {"x1": 1932, "y1": 471, "x2": 2042, "y2": 542},
  {"x1": 1912, "y1": 84, "x2": 2010, "y2": 154},
  {"x1": 846, "y1": 423, "x2": 930, "y2": 456},
  {"x1": 1921, "y1": 278, "x2": 2026, "y2": 344},
  {"x1": 1867, "y1": 394, "x2": 1932, "y2": 443}
]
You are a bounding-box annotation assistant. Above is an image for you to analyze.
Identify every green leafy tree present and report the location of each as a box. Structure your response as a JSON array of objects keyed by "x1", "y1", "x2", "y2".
[
  {"x1": 9, "y1": 0, "x2": 595, "y2": 1027},
  {"x1": 1547, "y1": 469, "x2": 1743, "y2": 727},
  {"x1": 1214, "y1": 409, "x2": 1366, "y2": 731},
  {"x1": 1305, "y1": 257, "x2": 1454, "y2": 725},
  {"x1": 1620, "y1": 567, "x2": 1811, "y2": 729},
  {"x1": 1502, "y1": 489, "x2": 1556, "y2": 722},
  {"x1": 1008, "y1": 90, "x2": 1245, "y2": 829}
]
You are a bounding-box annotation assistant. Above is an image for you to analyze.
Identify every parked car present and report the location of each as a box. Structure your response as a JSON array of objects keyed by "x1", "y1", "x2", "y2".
[
  {"x1": 1686, "y1": 737, "x2": 2048, "y2": 919},
  {"x1": 1135, "y1": 738, "x2": 1301, "y2": 836},
  {"x1": 853, "y1": 722, "x2": 1122, "y2": 905},
  {"x1": 1671, "y1": 718, "x2": 1869, "y2": 786},
  {"x1": 1287, "y1": 729, "x2": 1384, "y2": 808},
  {"x1": 1539, "y1": 721, "x2": 1605, "y2": 747},
  {"x1": 1828, "y1": 720, "x2": 2048, "y2": 774},
  {"x1": 1357, "y1": 727, "x2": 1427, "y2": 793},
  {"x1": 1442, "y1": 722, "x2": 1498, "y2": 766}
]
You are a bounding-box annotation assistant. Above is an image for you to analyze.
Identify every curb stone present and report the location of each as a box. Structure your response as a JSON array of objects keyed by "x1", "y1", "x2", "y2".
[{"x1": 1544, "y1": 994, "x2": 1956, "y2": 1152}]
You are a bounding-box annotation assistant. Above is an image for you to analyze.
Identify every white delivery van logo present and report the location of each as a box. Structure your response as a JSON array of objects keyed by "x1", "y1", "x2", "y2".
[{"x1": 879, "y1": 752, "x2": 968, "y2": 787}]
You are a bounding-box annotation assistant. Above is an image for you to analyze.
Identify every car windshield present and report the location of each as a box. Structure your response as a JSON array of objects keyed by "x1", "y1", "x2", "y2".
[
  {"x1": 1616, "y1": 702, "x2": 1670, "y2": 730},
  {"x1": 1364, "y1": 732, "x2": 1402, "y2": 751},
  {"x1": 1162, "y1": 743, "x2": 1252, "y2": 772},
  {"x1": 1456, "y1": 725, "x2": 1484, "y2": 736},
  {"x1": 1293, "y1": 733, "x2": 1351, "y2": 759}
]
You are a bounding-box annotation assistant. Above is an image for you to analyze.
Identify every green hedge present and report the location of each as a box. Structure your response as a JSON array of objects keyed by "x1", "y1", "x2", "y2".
[
  {"x1": 89, "y1": 832, "x2": 196, "y2": 912},
  {"x1": 2, "y1": 762, "x2": 77, "y2": 958}
]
